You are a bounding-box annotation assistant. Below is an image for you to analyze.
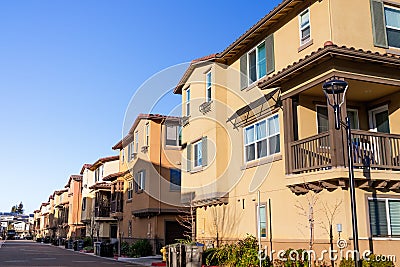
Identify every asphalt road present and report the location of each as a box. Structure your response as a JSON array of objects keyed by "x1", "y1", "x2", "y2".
[{"x1": 0, "y1": 240, "x2": 140, "y2": 267}]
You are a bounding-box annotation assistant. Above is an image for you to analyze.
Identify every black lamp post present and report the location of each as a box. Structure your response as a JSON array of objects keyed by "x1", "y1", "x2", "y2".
[{"x1": 323, "y1": 79, "x2": 360, "y2": 267}]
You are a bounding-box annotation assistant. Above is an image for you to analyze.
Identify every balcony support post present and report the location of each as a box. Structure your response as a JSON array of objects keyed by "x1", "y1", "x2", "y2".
[
  {"x1": 283, "y1": 97, "x2": 295, "y2": 174},
  {"x1": 326, "y1": 94, "x2": 347, "y2": 167}
]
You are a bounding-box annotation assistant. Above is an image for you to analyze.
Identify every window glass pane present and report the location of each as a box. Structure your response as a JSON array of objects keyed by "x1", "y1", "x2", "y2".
[
  {"x1": 317, "y1": 106, "x2": 329, "y2": 133},
  {"x1": 245, "y1": 126, "x2": 255, "y2": 144},
  {"x1": 257, "y1": 43, "x2": 266, "y2": 78},
  {"x1": 186, "y1": 89, "x2": 190, "y2": 102},
  {"x1": 170, "y1": 169, "x2": 181, "y2": 191},
  {"x1": 385, "y1": 7, "x2": 400, "y2": 28},
  {"x1": 369, "y1": 200, "x2": 389, "y2": 236},
  {"x1": 375, "y1": 110, "x2": 390, "y2": 133},
  {"x1": 246, "y1": 144, "x2": 255, "y2": 162},
  {"x1": 301, "y1": 26, "x2": 311, "y2": 40},
  {"x1": 269, "y1": 135, "x2": 280, "y2": 155},
  {"x1": 206, "y1": 72, "x2": 212, "y2": 88},
  {"x1": 387, "y1": 28, "x2": 400, "y2": 48},
  {"x1": 389, "y1": 200, "x2": 400, "y2": 236},
  {"x1": 259, "y1": 206, "x2": 267, "y2": 237},
  {"x1": 267, "y1": 115, "x2": 280, "y2": 136},
  {"x1": 256, "y1": 121, "x2": 266, "y2": 140},
  {"x1": 166, "y1": 125, "x2": 178, "y2": 145},
  {"x1": 301, "y1": 11, "x2": 310, "y2": 27},
  {"x1": 347, "y1": 110, "x2": 359, "y2": 130},
  {"x1": 194, "y1": 142, "x2": 202, "y2": 167},
  {"x1": 249, "y1": 50, "x2": 257, "y2": 83},
  {"x1": 257, "y1": 140, "x2": 267, "y2": 158}
]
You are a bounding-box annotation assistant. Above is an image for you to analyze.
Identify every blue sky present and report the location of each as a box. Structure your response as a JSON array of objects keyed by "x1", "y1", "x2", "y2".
[{"x1": 0, "y1": 0, "x2": 281, "y2": 213}]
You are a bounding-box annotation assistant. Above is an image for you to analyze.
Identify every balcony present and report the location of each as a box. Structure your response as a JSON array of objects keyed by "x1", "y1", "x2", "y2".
[
  {"x1": 95, "y1": 205, "x2": 110, "y2": 218},
  {"x1": 290, "y1": 130, "x2": 400, "y2": 174}
]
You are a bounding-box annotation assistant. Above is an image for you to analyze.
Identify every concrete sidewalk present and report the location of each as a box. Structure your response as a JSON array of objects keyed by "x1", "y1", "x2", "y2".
[{"x1": 116, "y1": 255, "x2": 163, "y2": 266}]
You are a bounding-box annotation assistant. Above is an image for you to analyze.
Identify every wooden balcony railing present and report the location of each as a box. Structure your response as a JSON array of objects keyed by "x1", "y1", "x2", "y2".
[
  {"x1": 95, "y1": 206, "x2": 110, "y2": 217},
  {"x1": 289, "y1": 130, "x2": 400, "y2": 174},
  {"x1": 291, "y1": 132, "x2": 331, "y2": 173}
]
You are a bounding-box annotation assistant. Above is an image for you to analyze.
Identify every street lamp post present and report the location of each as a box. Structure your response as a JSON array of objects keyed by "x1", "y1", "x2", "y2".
[{"x1": 323, "y1": 79, "x2": 360, "y2": 267}]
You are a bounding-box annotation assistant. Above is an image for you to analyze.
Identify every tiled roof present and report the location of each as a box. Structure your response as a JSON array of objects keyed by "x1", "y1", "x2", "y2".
[
  {"x1": 112, "y1": 113, "x2": 181, "y2": 150},
  {"x1": 54, "y1": 189, "x2": 68, "y2": 195},
  {"x1": 102, "y1": 171, "x2": 129, "y2": 182},
  {"x1": 80, "y1": 164, "x2": 92, "y2": 175},
  {"x1": 258, "y1": 42, "x2": 400, "y2": 89},
  {"x1": 89, "y1": 182, "x2": 112, "y2": 190},
  {"x1": 89, "y1": 155, "x2": 119, "y2": 170}
]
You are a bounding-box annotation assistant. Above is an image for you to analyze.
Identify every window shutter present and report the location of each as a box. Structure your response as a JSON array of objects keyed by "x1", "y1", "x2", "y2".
[
  {"x1": 240, "y1": 54, "x2": 248, "y2": 90},
  {"x1": 202, "y1": 136, "x2": 208, "y2": 166},
  {"x1": 266, "y1": 34, "x2": 275, "y2": 75},
  {"x1": 370, "y1": 0, "x2": 388, "y2": 48},
  {"x1": 187, "y1": 143, "x2": 192, "y2": 172},
  {"x1": 134, "y1": 173, "x2": 139, "y2": 193}
]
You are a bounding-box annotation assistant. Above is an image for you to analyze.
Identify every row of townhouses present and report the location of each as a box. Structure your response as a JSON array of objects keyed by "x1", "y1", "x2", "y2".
[
  {"x1": 1, "y1": 212, "x2": 33, "y2": 239},
  {"x1": 34, "y1": 0, "x2": 400, "y2": 262}
]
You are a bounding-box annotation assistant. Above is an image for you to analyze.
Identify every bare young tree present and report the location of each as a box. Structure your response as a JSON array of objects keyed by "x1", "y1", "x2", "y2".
[
  {"x1": 176, "y1": 203, "x2": 196, "y2": 242},
  {"x1": 295, "y1": 191, "x2": 319, "y2": 252}
]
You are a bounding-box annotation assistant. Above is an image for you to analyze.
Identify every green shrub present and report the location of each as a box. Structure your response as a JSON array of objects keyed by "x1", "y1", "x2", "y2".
[
  {"x1": 120, "y1": 241, "x2": 130, "y2": 256},
  {"x1": 83, "y1": 246, "x2": 93, "y2": 252},
  {"x1": 83, "y1": 236, "x2": 92, "y2": 247},
  {"x1": 205, "y1": 235, "x2": 272, "y2": 267},
  {"x1": 339, "y1": 254, "x2": 394, "y2": 267},
  {"x1": 127, "y1": 239, "x2": 153, "y2": 257},
  {"x1": 274, "y1": 248, "x2": 309, "y2": 267}
]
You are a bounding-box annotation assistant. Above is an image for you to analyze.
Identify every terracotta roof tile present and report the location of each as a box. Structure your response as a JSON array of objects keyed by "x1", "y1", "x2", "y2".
[
  {"x1": 89, "y1": 155, "x2": 119, "y2": 170},
  {"x1": 102, "y1": 171, "x2": 129, "y2": 182},
  {"x1": 80, "y1": 164, "x2": 93, "y2": 175}
]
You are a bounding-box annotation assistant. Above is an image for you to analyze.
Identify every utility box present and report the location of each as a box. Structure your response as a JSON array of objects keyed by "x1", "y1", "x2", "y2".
[{"x1": 166, "y1": 243, "x2": 203, "y2": 267}]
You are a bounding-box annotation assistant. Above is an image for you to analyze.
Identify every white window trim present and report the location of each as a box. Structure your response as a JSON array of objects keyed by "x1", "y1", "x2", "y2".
[
  {"x1": 368, "y1": 104, "x2": 389, "y2": 132},
  {"x1": 185, "y1": 87, "x2": 191, "y2": 116},
  {"x1": 299, "y1": 8, "x2": 311, "y2": 45},
  {"x1": 145, "y1": 123, "x2": 150, "y2": 147},
  {"x1": 368, "y1": 197, "x2": 400, "y2": 237},
  {"x1": 385, "y1": 5, "x2": 400, "y2": 49},
  {"x1": 247, "y1": 40, "x2": 267, "y2": 86},
  {"x1": 243, "y1": 113, "x2": 280, "y2": 163},
  {"x1": 127, "y1": 180, "x2": 133, "y2": 200},
  {"x1": 193, "y1": 140, "x2": 203, "y2": 168},
  {"x1": 137, "y1": 170, "x2": 145, "y2": 191},
  {"x1": 206, "y1": 71, "x2": 212, "y2": 102},
  {"x1": 134, "y1": 131, "x2": 139, "y2": 153},
  {"x1": 257, "y1": 204, "x2": 267, "y2": 239},
  {"x1": 165, "y1": 125, "x2": 181, "y2": 147}
]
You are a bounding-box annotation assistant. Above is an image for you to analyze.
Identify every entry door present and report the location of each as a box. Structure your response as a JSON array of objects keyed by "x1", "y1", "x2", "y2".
[{"x1": 369, "y1": 106, "x2": 390, "y2": 133}]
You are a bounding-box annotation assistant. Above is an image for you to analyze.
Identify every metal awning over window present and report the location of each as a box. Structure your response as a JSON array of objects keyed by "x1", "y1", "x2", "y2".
[{"x1": 227, "y1": 88, "x2": 281, "y2": 129}]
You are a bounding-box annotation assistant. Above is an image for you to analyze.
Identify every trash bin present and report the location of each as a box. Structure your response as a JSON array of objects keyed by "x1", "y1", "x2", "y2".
[
  {"x1": 94, "y1": 242, "x2": 101, "y2": 256},
  {"x1": 100, "y1": 242, "x2": 114, "y2": 257},
  {"x1": 77, "y1": 240, "x2": 84, "y2": 251},
  {"x1": 65, "y1": 239, "x2": 73, "y2": 249}
]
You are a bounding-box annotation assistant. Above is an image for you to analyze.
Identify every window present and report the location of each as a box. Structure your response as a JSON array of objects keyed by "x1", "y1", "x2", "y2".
[
  {"x1": 368, "y1": 198, "x2": 400, "y2": 237},
  {"x1": 128, "y1": 180, "x2": 133, "y2": 199},
  {"x1": 385, "y1": 6, "x2": 400, "y2": 48},
  {"x1": 170, "y1": 169, "x2": 181, "y2": 191},
  {"x1": 317, "y1": 106, "x2": 359, "y2": 133},
  {"x1": 135, "y1": 170, "x2": 145, "y2": 192},
  {"x1": 194, "y1": 141, "x2": 203, "y2": 167},
  {"x1": 122, "y1": 148, "x2": 125, "y2": 163},
  {"x1": 135, "y1": 131, "x2": 139, "y2": 153},
  {"x1": 166, "y1": 125, "x2": 181, "y2": 146},
  {"x1": 206, "y1": 71, "x2": 212, "y2": 102},
  {"x1": 128, "y1": 142, "x2": 135, "y2": 161},
  {"x1": 369, "y1": 105, "x2": 390, "y2": 133},
  {"x1": 186, "y1": 88, "x2": 191, "y2": 116},
  {"x1": 248, "y1": 41, "x2": 266, "y2": 84},
  {"x1": 128, "y1": 220, "x2": 132, "y2": 237},
  {"x1": 244, "y1": 114, "x2": 280, "y2": 162},
  {"x1": 94, "y1": 165, "x2": 104, "y2": 182},
  {"x1": 299, "y1": 9, "x2": 311, "y2": 45},
  {"x1": 145, "y1": 123, "x2": 150, "y2": 146},
  {"x1": 258, "y1": 205, "x2": 267, "y2": 238},
  {"x1": 82, "y1": 197, "x2": 86, "y2": 211}
]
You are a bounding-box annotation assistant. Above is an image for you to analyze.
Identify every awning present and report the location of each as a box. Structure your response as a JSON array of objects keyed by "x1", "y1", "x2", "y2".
[{"x1": 227, "y1": 88, "x2": 281, "y2": 128}]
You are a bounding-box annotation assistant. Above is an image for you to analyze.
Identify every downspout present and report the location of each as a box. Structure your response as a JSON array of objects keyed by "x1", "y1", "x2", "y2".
[{"x1": 157, "y1": 118, "x2": 166, "y2": 249}]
